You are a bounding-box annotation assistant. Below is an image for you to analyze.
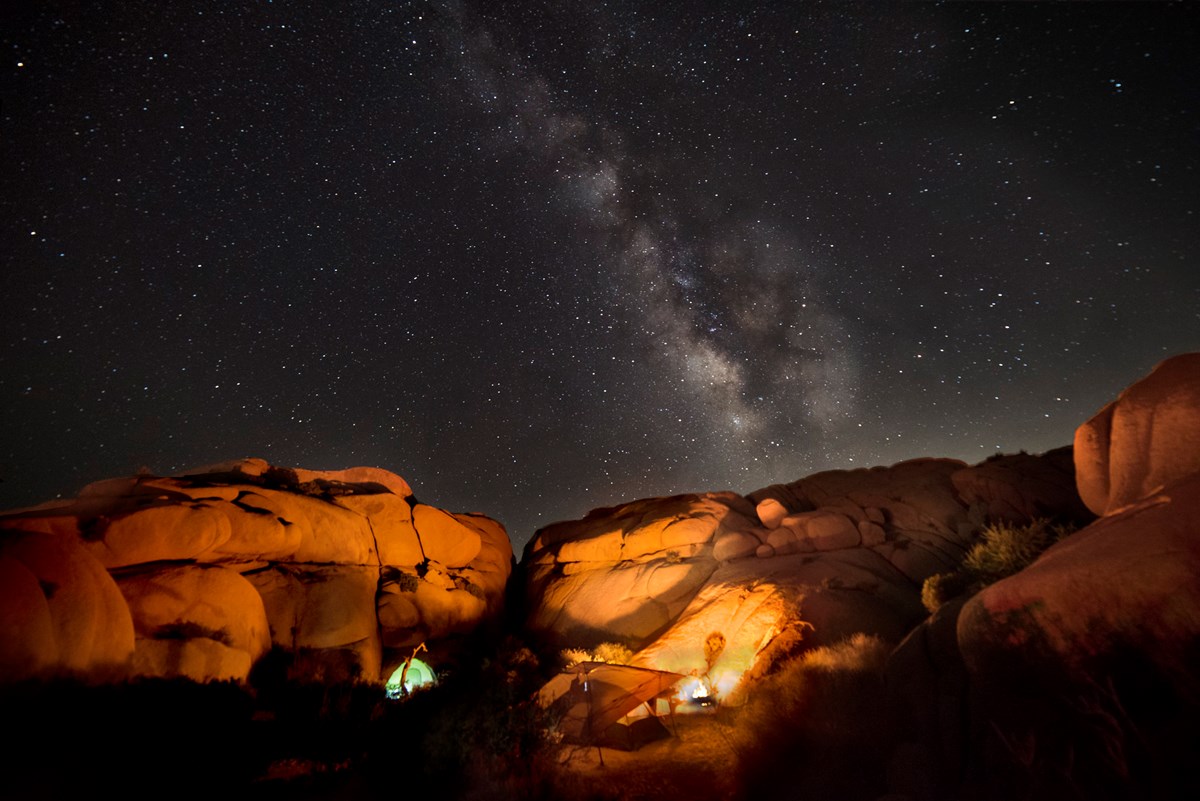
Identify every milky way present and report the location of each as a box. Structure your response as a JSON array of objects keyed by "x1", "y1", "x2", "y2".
[{"x1": 2, "y1": 2, "x2": 1197, "y2": 550}]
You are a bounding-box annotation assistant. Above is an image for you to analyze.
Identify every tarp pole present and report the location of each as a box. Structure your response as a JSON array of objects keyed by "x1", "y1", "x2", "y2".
[{"x1": 585, "y1": 668, "x2": 604, "y2": 766}]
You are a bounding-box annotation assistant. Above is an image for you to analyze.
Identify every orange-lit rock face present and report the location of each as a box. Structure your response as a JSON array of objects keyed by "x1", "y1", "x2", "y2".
[
  {"x1": 336, "y1": 493, "x2": 423, "y2": 565},
  {"x1": 960, "y1": 469, "x2": 1200, "y2": 690},
  {"x1": 522, "y1": 492, "x2": 755, "y2": 645},
  {"x1": 0, "y1": 460, "x2": 513, "y2": 684},
  {"x1": 412, "y1": 504, "x2": 483, "y2": 567},
  {"x1": 0, "y1": 531, "x2": 135, "y2": 682},
  {"x1": 899, "y1": 358, "x2": 1200, "y2": 728},
  {"x1": 1074, "y1": 352, "x2": 1200, "y2": 516},
  {"x1": 524, "y1": 451, "x2": 1090, "y2": 700},
  {"x1": 635, "y1": 579, "x2": 790, "y2": 699},
  {"x1": 119, "y1": 565, "x2": 271, "y2": 683}
]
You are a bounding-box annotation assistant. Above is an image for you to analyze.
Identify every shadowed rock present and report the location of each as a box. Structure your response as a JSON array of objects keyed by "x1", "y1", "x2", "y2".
[{"x1": 886, "y1": 352, "x2": 1200, "y2": 800}]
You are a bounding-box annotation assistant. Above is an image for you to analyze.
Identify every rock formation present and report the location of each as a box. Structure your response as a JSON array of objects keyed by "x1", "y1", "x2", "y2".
[
  {"x1": 1073, "y1": 351, "x2": 1200, "y2": 515},
  {"x1": 0, "y1": 458, "x2": 513, "y2": 685},
  {"x1": 521, "y1": 448, "x2": 1090, "y2": 697},
  {"x1": 959, "y1": 351, "x2": 1200, "y2": 700},
  {"x1": 888, "y1": 352, "x2": 1200, "y2": 800}
]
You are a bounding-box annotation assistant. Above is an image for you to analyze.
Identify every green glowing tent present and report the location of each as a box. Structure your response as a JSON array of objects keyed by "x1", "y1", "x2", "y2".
[{"x1": 385, "y1": 657, "x2": 437, "y2": 699}]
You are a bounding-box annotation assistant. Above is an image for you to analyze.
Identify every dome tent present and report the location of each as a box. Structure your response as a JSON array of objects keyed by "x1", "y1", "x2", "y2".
[{"x1": 385, "y1": 657, "x2": 436, "y2": 699}]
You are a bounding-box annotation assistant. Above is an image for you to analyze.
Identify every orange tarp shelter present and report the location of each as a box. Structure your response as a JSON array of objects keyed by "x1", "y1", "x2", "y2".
[{"x1": 537, "y1": 662, "x2": 685, "y2": 750}]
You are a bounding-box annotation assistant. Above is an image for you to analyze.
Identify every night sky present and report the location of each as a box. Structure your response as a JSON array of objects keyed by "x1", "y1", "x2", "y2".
[{"x1": 3, "y1": 2, "x2": 1197, "y2": 551}]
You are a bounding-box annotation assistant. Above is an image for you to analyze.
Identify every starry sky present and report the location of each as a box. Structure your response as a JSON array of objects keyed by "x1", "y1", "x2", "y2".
[{"x1": 2, "y1": 2, "x2": 1197, "y2": 552}]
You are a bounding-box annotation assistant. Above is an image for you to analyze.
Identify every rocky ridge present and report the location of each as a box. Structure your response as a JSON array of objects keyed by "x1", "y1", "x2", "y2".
[{"x1": 520, "y1": 446, "x2": 1090, "y2": 695}]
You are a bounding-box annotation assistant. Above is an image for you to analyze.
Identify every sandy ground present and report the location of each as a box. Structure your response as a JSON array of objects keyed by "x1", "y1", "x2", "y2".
[{"x1": 547, "y1": 708, "x2": 743, "y2": 801}]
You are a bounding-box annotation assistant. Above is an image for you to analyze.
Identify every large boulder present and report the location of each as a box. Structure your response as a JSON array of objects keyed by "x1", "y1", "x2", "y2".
[
  {"x1": 245, "y1": 564, "x2": 383, "y2": 681},
  {"x1": 411, "y1": 504, "x2": 482, "y2": 568},
  {"x1": 885, "y1": 598, "x2": 970, "y2": 801},
  {"x1": 959, "y1": 470, "x2": 1200, "y2": 689},
  {"x1": 1074, "y1": 352, "x2": 1200, "y2": 516},
  {"x1": 0, "y1": 531, "x2": 135, "y2": 682},
  {"x1": 0, "y1": 460, "x2": 513, "y2": 685},
  {"x1": 336, "y1": 492, "x2": 424, "y2": 566},
  {"x1": 750, "y1": 459, "x2": 983, "y2": 583},
  {"x1": 450, "y1": 512, "x2": 515, "y2": 606},
  {"x1": 634, "y1": 549, "x2": 926, "y2": 695},
  {"x1": 119, "y1": 565, "x2": 271, "y2": 683},
  {"x1": 522, "y1": 491, "x2": 756, "y2": 646}
]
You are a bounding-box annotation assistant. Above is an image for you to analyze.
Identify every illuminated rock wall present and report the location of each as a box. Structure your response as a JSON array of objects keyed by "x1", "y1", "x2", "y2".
[
  {"x1": 522, "y1": 450, "x2": 1090, "y2": 699},
  {"x1": 0, "y1": 459, "x2": 513, "y2": 684}
]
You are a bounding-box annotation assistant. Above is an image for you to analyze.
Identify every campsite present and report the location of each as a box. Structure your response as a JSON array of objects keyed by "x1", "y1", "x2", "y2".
[
  {"x1": 537, "y1": 662, "x2": 685, "y2": 752},
  {"x1": 6, "y1": 351, "x2": 1200, "y2": 800}
]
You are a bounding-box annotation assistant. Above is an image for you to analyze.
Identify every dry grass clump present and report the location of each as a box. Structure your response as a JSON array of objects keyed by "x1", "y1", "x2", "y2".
[
  {"x1": 591, "y1": 642, "x2": 635, "y2": 665},
  {"x1": 731, "y1": 633, "x2": 891, "y2": 801},
  {"x1": 963, "y1": 518, "x2": 1065, "y2": 581},
  {"x1": 559, "y1": 648, "x2": 592, "y2": 668},
  {"x1": 920, "y1": 570, "x2": 972, "y2": 614},
  {"x1": 559, "y1": 642, "x2": 634, "y2": 668},
  {"x1": 798, "y1": 633, "x2": 890, "y2": 674}
]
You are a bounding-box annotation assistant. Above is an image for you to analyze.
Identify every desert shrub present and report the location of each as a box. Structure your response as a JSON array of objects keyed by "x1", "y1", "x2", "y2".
[
  {"x1": 152, "y1": 620, "x2": 232, "y2": 645},
  {"x1": 380, "y1": 565, "x2": 419, "y2": 592},
  {"x1": 799, "y1": 633, "x2": 890, "y2": 674},
  {"x1": 964, "y1": 518, "x2": 1059, "y2": 581},
  {"x1": 923, "y1": 519, "x2": 1077, "y2": 612},
  {"x1": 591, "y1": 641, "x2": 634, "y2": 665},
  {"x1": 559, "y1": 647, "x2": 591, "y2": 668},
  {"x1": 558, "y1": 642, "x2": 634, "y2": 667},
  {"x1": 921, "y1": 570, "x2": 972, "y2": 613}
]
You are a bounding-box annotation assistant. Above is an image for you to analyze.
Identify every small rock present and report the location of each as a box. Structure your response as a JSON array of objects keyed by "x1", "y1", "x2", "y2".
[
  {"x1": 807, "y1": 512, "x2": 861, "y2": 551},
  {"x1": 756, "y1": 498, "x2": 789, "y2": 529}
]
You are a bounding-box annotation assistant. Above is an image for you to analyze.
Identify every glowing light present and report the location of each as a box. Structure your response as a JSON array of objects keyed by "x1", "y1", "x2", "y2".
[
  {"x1": 712, "y1": 671, "x2": 741, "y2": 699},
  {"x1": 676, "y1": 676, "x2": 714, "y2": 704},
  {"x1": 645, "y1": 582, "x2": 799, "y2": 707}
]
